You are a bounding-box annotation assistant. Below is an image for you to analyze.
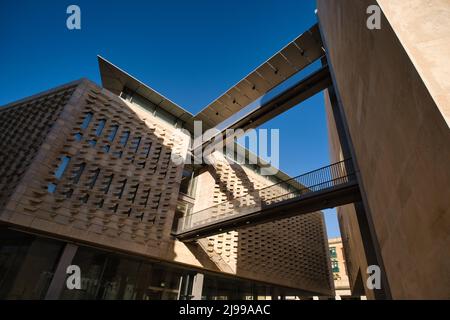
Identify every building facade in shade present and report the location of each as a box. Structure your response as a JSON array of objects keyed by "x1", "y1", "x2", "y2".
[
  {"x1": 328, "y1": 237, "x2": 351, "y2": 297},
  {"x1": 2, "y1": 0, "x2": 448, "y2": 301},
  {"x1": 320, "y1": 0, "x2": 450, "y2": 299},
  {"x1": 0, "y1": 69, "x2": 333, "y2": 299}
]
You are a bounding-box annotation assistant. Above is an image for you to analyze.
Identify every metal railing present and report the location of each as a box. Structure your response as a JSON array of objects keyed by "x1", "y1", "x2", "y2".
[{"x1": 175, "y1": 159, "x2": 355, "y2": 234}]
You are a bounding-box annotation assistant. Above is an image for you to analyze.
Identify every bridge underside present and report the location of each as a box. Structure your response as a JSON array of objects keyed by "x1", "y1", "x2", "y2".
[
  {"x1": 174, "y1": 180, "x2": 360, "y2": 241},
  {"x1": 173, "y1": 159, "x2": 360, "y2": 242}
]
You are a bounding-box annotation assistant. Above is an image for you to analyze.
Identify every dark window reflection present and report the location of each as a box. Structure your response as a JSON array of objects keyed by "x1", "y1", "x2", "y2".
[
  {"x1": 0, "y1": 228, "x2": 310, "y2": 300},
  {"x1": 59, "y1": 247, "x2": 185, "y2": 300},
  {"x1": 0, "y1": 229, "x2": 63, "y2": 299}
]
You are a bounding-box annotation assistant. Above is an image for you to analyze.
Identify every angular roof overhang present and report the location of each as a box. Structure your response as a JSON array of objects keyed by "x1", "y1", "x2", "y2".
[
  {"x1": 193, "y1": 24, "x2": 325, "y2": 130},
  {"x1": 98, "y1": 55, "x2": 194, "y2": 127}
]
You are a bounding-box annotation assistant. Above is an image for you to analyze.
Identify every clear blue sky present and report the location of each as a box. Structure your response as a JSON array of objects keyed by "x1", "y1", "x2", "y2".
[{"x1": 0, "y1": 0, "x2": 340, "y2": 238}]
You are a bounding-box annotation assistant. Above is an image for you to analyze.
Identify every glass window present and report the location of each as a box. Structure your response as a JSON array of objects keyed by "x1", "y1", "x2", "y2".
[
  {"x1": 59, "y1": 246, "x2": 183, "y2": 300},
  {"x1": 47, "y1": 183, "x2": 57, "y2": 193},
  {"x1": 129, "y1": 184, "x2": 139, "y2": 203},
  {"x1": 74, "y1": 132, "x2": 83, "y2": 141},
  {"x1": 108, "y1": 125, "x2": 119, "y2": 142},
  {"x1": 154, "y1": 107, "x2": 177, "y2": 126},
  {"x1": 0, "y1": 229, "x2": 64, "y2": 299},
  {"x1": 179, "y1": 167, "x2": 197, "y2": 197},
  {"x1": 112, "y1": 151, "x2": 123, "y2": 158},
  {"x1": 96, "y1": 256, "x2": 141, "y2": 300},
  {"x1": 95, "y1": 119, "x2": 106, "y2": 136},
  {"x1": 329, "y1": 247, "x2": 337, "y2": 258},
  {"x1": 48, "y1": 155, "x2": 71, "y2": 193},
  {"x1": 80, "y1": 193, "x2": 89, "y2": 204},
  {"x1": 96, "y1": 198, "x2": 104, "y2": 209},
  {"x1": 331, "y1": 260, "x2": 340, "y2": 273},
  {"x1": 55, "y1": 156, "x2": 71, "y2": 179},
  {"x1": 120, "y1": 131, "x2": 130, "y2": 146},
  {"x1": 103, "y1": 174, "x2": 114, "y2": 194},
  {"x1": 131, "y1": 137, "x2": 141, "y2": 153},
  {"x1": 73, "y1": 163, "x2": 86, "y2": 184},
  {"x1": 59, "y1": 247, "x2": 108, "y2": 300},
  {"x1": 128, "y1": 92, "x2": 156, "y2": 114},
  {"x1": 117, "y1": 179, "x2": 127, "y2": 199},
  {"x1": 120, "y1": 90, "x2": 133, "y2": 101},
  {"x1": 142, "y1": 142, "x2": 152, "y2": 158},
  {"x1": 121, "y1": 88, "x2": 181, "y2": 127},
  {"x1": 142, "y1": 189, "x2": 151, "y2": 207},
  {"x1": 65, "y1": 188, "x2": 74, "y2": 199},
  {"x1": 81, "y1": 112, "x2": 93, "y2": 130},
  {"x1": 89, "y1": 168, "x2": 101, "y2": 189}
]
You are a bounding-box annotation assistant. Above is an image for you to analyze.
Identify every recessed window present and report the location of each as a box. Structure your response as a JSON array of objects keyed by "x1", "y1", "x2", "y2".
[
  {"x1": 120, "y1": 131, "x2": 130, "y2": 146},
  {"x1": 103, "y1": 174, "x2": 114, "y2": 194},
  {"x1": 81, "y1": 112, "x2": 93, "y2": 130},
  {"x1": 88, "y1": 139, "x2": 97, "y2": 147},
  {"x1": 108, "y1": 125, "x2": 119, "y2": 142},
  {"x1": 142, "y1": 143, "x2": 152, "y2": 158},
  {"x1": 74, "y1": 133, "x2": 83, "y2": 141},
  {"x1": 80, "y1": 194, "x2": 89, "y2": 204},
  {"x1": 73, "y1": 163, "x2": 86, "y2": 184},
  {"x1": 331, "y1": 260, "x2": 339, "y2": 273},
  {"x1": 329, "y1": 247, "x2": 337, "y2": 258},
  {"x1": 95, "y1": 119, "x2": 106, "y2": 136},
  {"x1": 112, "y1": 151, "x2": 123, "y2": 158},
  {"x1": 65, "y1": 189, "x2": 74, "y2": 199},
  {"x1": 131, "y1": 137, "x2": 141, "y2": 153},
  {"x1": 97, "y1": 198, "x2": 104, "y2": 209},
  {"x1": 103, "y1": 145, "x2": 110, "y2": 153},
  {"x1": 142, "y1": 189, "x2": 151, "y2": 207},
  {"x1": 117, "y1": 179, "x2": 127, "y2": 199},
  {"x1": 55, "y1": 156, "x2": 71, "y2": 179},
  {"x1": 89, "y1": 168, "x2": 101, "y2": 189},
  {"x1": 129, "y1": 184, "x2": 139, "y2": 203},
  {"x1": 48, "y1": 155, "x2": 71, "y2": 193},
  {"x1": 47, "y1": 183, "x2": 56, "y2": 193}
]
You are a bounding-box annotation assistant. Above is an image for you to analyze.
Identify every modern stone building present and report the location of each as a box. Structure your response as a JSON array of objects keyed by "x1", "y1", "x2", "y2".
[
  {"x1": 328, "y1": 237, "x2": 351, "y2": 298},
  {"x1": 0, "y1": 57, "x2": 333, "y2": 299},
  {"x1": 1, "y1": 0, "x2": 449, "y2": 301},
  {"x1": 321, "y1": 0, "x2": 450, "y2": 299}
]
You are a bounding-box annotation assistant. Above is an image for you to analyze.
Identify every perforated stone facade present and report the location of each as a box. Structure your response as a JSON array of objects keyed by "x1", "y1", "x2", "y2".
[
  {"x1": 193, "y1": 154, "x2": 333, "y2": 294},
  {"x1": 0, "y1": 79, "x2": 332, "y2": 296}
]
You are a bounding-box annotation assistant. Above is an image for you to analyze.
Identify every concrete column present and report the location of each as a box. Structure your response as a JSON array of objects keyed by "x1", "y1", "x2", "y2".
[
  {"x1": 322, "y1": 50, "x2": 391, "y2": 299},
  {"x1": 45, "y1": 243, "x2": 78, "y2": 300},
  {"x1": 190, "y1": 273, "x2": 204, "y2": 300}
]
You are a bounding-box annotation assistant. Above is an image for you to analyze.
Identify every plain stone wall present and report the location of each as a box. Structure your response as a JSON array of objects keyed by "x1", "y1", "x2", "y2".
[
  {"x1": 318, "y1": 0, "x2": 450, "y2": 298},
  {"x1": 324, "y1": 90, "x2": 372, "y2": 298}
]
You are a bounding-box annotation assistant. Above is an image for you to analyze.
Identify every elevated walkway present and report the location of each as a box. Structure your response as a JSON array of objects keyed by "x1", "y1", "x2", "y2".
[{"x1": 174, "y1": 159, "x2": 360, "y2": 241}]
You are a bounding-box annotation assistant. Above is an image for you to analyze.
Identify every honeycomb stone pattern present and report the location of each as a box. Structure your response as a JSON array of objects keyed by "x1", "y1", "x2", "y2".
[
  {"x1": 0, "y1": 85, "x2": 76, "y2": 211},
  {"x1": 1, "y1": 80, "x2": 188, "y2": 250},
  {"x1": 0, "y1": 79, "x2": 332, "y2": 295},
  {"x1": 196, "y1": 154, "x2": 333, "y2": 294}
]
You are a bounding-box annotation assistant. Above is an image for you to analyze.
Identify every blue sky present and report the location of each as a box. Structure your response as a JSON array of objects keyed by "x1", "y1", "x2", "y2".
[{"x1": 0, "y1": 0, "x2": 340, "y2": 238}]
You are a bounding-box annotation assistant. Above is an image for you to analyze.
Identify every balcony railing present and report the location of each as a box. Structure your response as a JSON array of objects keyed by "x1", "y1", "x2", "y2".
[{"x1": 175, "y1": 159, "x2": 356, "y2": 235}]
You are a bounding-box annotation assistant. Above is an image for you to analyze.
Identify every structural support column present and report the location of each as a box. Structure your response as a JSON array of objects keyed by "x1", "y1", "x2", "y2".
[
  {"x1": 326, "y1": 81, "x2": 391, "y2": 300},
  {"x1": 191, "y1": 273, "x2": 204, "y2": 300},
  {"x1": 178, "y1": 272, "x2": 204, "y2": 300},
  {"x1": 45, "y1": 243, "x2": 78, "y2": 300}
]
